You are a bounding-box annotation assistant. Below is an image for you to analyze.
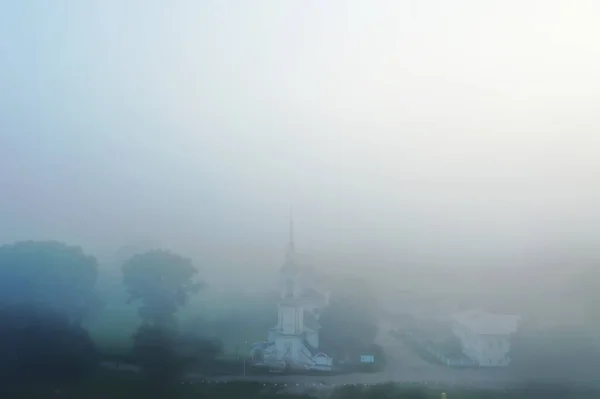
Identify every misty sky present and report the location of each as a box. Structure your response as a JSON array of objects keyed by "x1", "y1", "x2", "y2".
[{"x1": 1, "y1": 1, "x2": 600, "y2": 271}]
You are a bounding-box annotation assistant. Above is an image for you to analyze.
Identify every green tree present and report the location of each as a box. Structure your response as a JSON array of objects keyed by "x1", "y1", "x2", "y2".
[
  {"x1": 0, "y1": 240, "x2": 101, "y2": 323},
  {"x1": 572, "y1": 266, "x2": 600, "y2": 335},
  {"x1": 319, "y1": 276, "x2": 380, "y2": 359},
  {"x1": 123, "y1": 249, "x2": 203, "y2": 388},
  {"x1": 0, "y1": 241, "x2": 100, "y2": 384},
  {"x1": 0, "y1": 306, "x2": 98, "y2": 383},
  {"x1": 132, "y1": 324, "x2": 180, "y2": 387},
  {"x1": 122, "y1": 249, "x2": 202, "y2": 328},
  {"x1": 187, "y1": 291, "x2": 278, "y2": 352},
  {"x1": 509, "y1": 323, "x2": 600, "y2": 380}
]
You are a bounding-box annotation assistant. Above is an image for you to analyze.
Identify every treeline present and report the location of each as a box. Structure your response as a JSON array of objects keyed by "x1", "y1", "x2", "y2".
[
  {"x1": 0, "y1": 239, "x2": 385, "y2": 395},
  {"x1": 0, "y1": 240, "x2": 221, "y2": 394},
  {"x1": 0, "y1": 241, "x2": 101, "y2": 385}
]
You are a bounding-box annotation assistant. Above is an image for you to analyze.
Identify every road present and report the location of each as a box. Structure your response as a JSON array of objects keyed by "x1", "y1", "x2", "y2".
[
  {"x1": 100, "y1": 321, "x2": 514, "y2": 390},
  {"x1": 100, "y1": 324, "x2": 589, "y2": 391},
  {"x1": 182, "y1": 327, "x2": 515, "y2": 390}
]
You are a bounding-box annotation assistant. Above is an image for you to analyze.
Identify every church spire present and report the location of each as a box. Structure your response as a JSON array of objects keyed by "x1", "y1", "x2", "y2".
[{"x1": 285, "y1": 207, "x2": 295, "y2": 262}]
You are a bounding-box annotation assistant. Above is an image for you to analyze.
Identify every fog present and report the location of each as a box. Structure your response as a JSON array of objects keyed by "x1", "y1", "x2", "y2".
[
  {"x1": 1, "y1": 0, "x2": 599, "y2": 272},
  {"x1": 1, "y1": 1, "x2": 600, "y2": 391}
]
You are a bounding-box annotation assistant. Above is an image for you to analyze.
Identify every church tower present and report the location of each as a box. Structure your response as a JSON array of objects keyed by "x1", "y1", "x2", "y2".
[
  {"x1": 251, "y1": 211, "x2": 333, "y2": 372},
  {"x1": 285, "y1": 208, "x2": 295, "y2": 263},
  {"x1": 282, "y1": 208, "x2": 298, "y2": 299}
]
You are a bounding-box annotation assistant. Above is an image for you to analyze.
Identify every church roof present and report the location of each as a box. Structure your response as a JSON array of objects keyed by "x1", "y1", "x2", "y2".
[
  {"x1": 453, "y1": 309, "x2": 520, "y2": 336},
  {"x1": 300, "y1": 287, "x2": 326, "y2": 303}
]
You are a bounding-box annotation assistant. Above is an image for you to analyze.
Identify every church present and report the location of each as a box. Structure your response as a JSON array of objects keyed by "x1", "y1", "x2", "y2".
[{"x1": 250, "y1": 215, "x2": 333, "y2": 372}]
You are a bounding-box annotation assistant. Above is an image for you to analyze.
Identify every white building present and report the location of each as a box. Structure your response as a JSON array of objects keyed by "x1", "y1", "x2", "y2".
[
  {"x1": 452, "y1": 309, "x2": 521, "y2": 367},
  {"x1": 251, "y1": 215, "x2": 333, "y2": 372}
]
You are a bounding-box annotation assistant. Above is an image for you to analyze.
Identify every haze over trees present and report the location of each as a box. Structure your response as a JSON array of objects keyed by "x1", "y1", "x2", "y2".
[
  {"x1": 0, "y1": 241, "x2": 100, "y2": 383},
  {"x1": 320, "y1": 276, "x2": 381, "y2": 363},
  {"x1": 121, "y1": 249, "x2": 203, "y2": 387},
  {"x1": 0, "y1": 240, "x2": 237, "y2": 393},
  {"x1": 0, "y1": 241, "x2": 102, "y2": 322},
  {"x1": 120, "y1": 248, "x2": 227, "y2": 391},
  {"x1": 183, "y1": 290, "x2": 279, "y2": 354},
  {"x1": 509, "y1": 317, "x2": 600, "y2": 382},
  {"x1": 122, "y1": 249, "x2": 203, "y2": 329}
]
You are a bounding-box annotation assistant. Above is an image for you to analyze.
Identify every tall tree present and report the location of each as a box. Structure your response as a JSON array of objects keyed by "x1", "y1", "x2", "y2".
[
  {"x1": 123, "y1": 249, "x2": 202, "y2": 389},
  {"x1": 572, "y1": 265, "x2": 600, "y2": 334},
  {"x1": 132, "y1": 324, "x2": 180, "y2": 388},
  {"x1": 122, "y1": 249, "x2": 202, "y2": 328},
  {"x1": 0, "y1": 240, "x2": 101, "y2": 323},
  {"x1": 319, "y1": 276, "x2": 380, "y2": 358},
  {"x1": 0, "y1": 241, "x2": 100, "y2": 384},
  {"x1": 508, "y1": 322, "x2": 600, "y2": 380},
  {"x1": 0, "y1": 305, "x2": 98, "y2": 383}
]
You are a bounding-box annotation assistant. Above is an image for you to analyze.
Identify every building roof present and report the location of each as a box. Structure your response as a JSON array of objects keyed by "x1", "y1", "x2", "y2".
[
  {"x1": 453, "y1": 309, "x2": 520, "y2": 336},
  {"x1": 300, "y1": 287, "x2": 326, "y2": 302}
]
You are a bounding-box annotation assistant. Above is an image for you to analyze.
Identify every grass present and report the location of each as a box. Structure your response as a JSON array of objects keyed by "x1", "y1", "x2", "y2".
[
  {"x1": 5, "y1": 370, "x2": 600, "y2": 399},
  {"x1": 2, "y1": 369, "x2": 312, "y2": 399}
]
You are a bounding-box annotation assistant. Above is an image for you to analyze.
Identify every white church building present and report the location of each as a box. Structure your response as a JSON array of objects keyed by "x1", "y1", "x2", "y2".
[{"x1": 250, "y1": 216, "x2": 333, "y2": 372}]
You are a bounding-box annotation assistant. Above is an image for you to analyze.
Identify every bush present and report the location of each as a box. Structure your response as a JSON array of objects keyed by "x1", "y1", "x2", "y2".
[{"x1": 0, "y1": 305, "x2": 98, "y2": 383}]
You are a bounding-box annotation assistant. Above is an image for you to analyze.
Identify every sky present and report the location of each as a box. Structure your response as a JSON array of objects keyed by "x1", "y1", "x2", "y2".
[{"x1": 1, "y1": 0, "x2": 600, "y2": 274}]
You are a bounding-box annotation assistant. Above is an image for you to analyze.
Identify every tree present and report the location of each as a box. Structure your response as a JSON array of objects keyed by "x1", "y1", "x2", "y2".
[
  {"x1": 0, "y1": 304, "x2": 98, "y2": 384},
  {"x1": 123, "y1": 250, "x2": 203, "y2": 388},
  {"x1": 178, "y1": 334, "x2": 224, "y2": 370},
  {"x1": 572, "y1": 266, "x2": 600, "y2": 336},
  {"x1": 185, "y1": 291, "x2": 279, "y2": 352},
  {"x1": 319, "y1": 276, "x2": 380, "y2": 359},
  {"x1": 132, "y1": 325, "x2": 179, "y2": 379},
  {"x1": 320, "y1": 298, "x2": 378, "y2": 345},
  {"x1": 0, "y1": 241, "x2": 102, "y2": 323},
  {"x1": 0, "y1": 241, "x2": 100, "y2": 384},
  {"x1": 508, "y1": 322, "x2": 600, "y2": 381},
  {"x1": 122, "y1": 249, "x2": 202, "y2": 328}
]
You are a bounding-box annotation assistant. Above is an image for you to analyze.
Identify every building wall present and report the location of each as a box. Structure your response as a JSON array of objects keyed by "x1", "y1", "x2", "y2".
[
  {"x1": 266, "y1": 262, "x2": 332, "y2": 370},
  {"x1": 452, "y1": 322, "x2": 511, "y2": 366},
  {"x1": 280, "y1": 305, "x2": 304, "y2": 334},
  {"x1": 476, "y1": 335, "x2": 511, "y2": 366}
]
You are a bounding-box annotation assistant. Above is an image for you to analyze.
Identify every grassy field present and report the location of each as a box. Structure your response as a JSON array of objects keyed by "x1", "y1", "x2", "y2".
[
  {"x1": 3, "y1": 371, "x2": 314, "y2": 399},
  {"x1": 6, "y1": 369, "x2": 600, "y2": 399}
]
